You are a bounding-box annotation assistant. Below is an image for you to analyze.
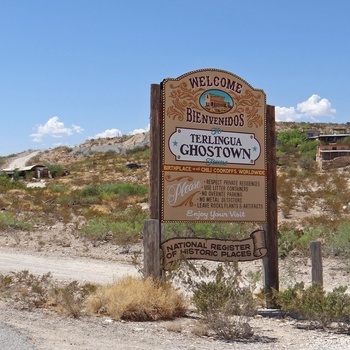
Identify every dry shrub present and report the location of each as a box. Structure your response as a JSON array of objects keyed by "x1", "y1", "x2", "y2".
[
  {"x1": 87, "y1": 276, "x2": 187, "y2": 321},
  {"x1": 170, "y1": 261, "x2": 257, "y2": 340},
  {"x1": 191, "y1": 314, "x2": 253, "y2": 340},
  {"x1": 207, "y1": 312, "x2": 253, "y2": 340},
  {"x1": 51, "y1": 281, "x2": 97, "y2": 318},
  {"x1": 0, "y1": 270, "x2": 54, "y2": 309}
]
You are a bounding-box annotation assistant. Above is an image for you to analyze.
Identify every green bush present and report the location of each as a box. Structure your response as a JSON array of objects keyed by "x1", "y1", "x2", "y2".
[
  {"x1": 277, "y1": 129, "x2": 307, "y2": 154},
  {"x1": 300, "y1": 139, "x2": 318, "y2": 160},
  {"x1": 330, "y1": 222, "x2": 350, "y2": 257},
  {"x1": 55, "y1": 191, "x2": 101, "y2": 206},
  {"x1": 49, "y1": 184, "x2": 69, "y2": 193},
  {"x1": 190, "y1": 263, "x2": 257, "y2": 317},
  {"x1": 45, "y1": 163, "x2": 64, "y2": 178},
  {"x1": 0, "y1": 173, "x2": 25, "y2": 190},
  {"x1": 170, "y1": 261, "x2": 257, "y2": 340},
  {"x1": 56, "y1": 183, "x2": 148, "y2": 208},
  {"x1": 0, "y1": 212, "x2": 32, "y2": 231},
  {"x1": 274, "y1": 283, "x2": 350, "y2": 328},
  {"x1": 80, "y1": 206, "x2": 147, "y2": 245},
  {"x1": 278, "y1": 227, "x2": 323, "y2": 257},
  {"x1": 125, "y1": 145, "x2": 150, "y2": 159}
]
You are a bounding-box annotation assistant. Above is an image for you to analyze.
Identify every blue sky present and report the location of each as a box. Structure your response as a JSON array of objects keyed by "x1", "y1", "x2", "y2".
[{"x1": 1, "y1": 0, "x2": 349, "y2": 156}]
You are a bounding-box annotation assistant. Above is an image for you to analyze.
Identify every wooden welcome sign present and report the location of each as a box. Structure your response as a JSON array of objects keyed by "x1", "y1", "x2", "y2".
[
  {"x1": 146, "y1": 68, "x2": 278, "y2": 305},
  {"x1": 161, "y1": 69, "x2": 267, "y2": 223}
]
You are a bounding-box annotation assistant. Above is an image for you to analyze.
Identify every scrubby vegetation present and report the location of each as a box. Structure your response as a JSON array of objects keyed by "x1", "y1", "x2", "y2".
[
  {"x1": 2, "y1": 124, "x2": 350, "y2": 338},
  {"x1": 0, "y1": 271, "x2": 187, "y2": 321},
  {"x1": 79, "y1": 206, "x2": 147, "y2": 246},
  {"x1": 0, "y1": 146, "x2": 149, "y2": 241},
  {"x1": 169, "y1": 261, "x2": 258, "y2": 339},
  {"x1": 276, "y1": 127, "x2": 350, "y2": 258},
  {"x1": 2, "y1": 126, "x2": 350, "y2": 259},
  {"x1": 274, "y1": 283, "x2": 350, "y2": 329}
]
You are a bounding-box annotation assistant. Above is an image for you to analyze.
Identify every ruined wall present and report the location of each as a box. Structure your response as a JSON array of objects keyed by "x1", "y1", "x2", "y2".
[{"x1": 319, "y1": 156, "x2": 350, "y2": 170}]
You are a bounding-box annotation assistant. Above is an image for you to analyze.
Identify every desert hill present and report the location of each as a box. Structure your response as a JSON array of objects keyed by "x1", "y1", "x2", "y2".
[
  {"x1": 1, "y1": 123, "x2": 350, "y2": 349},
  {"x1": 2, "y1": 121, "x2": 350, "y2": 167}
]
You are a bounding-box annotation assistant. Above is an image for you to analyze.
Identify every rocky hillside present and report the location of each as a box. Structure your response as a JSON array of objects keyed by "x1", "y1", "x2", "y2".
[
  {"x1": 38, "y1": 121, "x2": 350, "y2": 172},
  {"x1": 3, "y1": 121, "x2": 350, "y2": 167},
  {"x1": 276, "y1": 121, "x2": 350, "y2": 133},
  {"x1": 1, "y1": 132, "x2": 150, "y2": 170}
]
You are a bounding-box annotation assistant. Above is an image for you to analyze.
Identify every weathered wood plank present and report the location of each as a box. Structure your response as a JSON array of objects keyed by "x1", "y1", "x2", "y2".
[
  {"x1": 263, "y1": 104, "x2": 279, "y2": 307},
  {"x1": 310, "y1": 241, "x2": 323, "y2": 286}
]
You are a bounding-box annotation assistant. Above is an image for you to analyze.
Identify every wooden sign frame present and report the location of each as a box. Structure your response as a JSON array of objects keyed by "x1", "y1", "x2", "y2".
[{"x1": 145, "y1": 70, "x2": 278, "y2": 307}]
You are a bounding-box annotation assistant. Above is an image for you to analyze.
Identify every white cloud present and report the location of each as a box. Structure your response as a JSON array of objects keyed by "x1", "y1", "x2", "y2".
[
  {"x1": 275, "y1": 106, "x2": 301, "y2": 122},
  {"x1": 72, "y1": 124, "x2": 84, "y2": 133},
  {"x1": 31, "y1": 116, "x2": 83, "y2": 142},
  {"x1": 128, "y1": 124, "x2": 150, "y2": 135},
  {"x1": 90, "y1": 124, "x2": 150, "y2": 140},
  {"x1": 91, "y1": 128, "x2": 122, "y2": 139},
  {"x1": 276, "y1": 95, "x2": 336, "y2": 122},
  {"x1": 297, "y1": 94, "x2": 336, "y2": 118}
]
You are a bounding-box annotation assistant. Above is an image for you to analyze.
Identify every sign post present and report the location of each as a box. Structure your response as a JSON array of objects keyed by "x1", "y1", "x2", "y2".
[
  {"x1": 143, "y1": 84, "x2": 163, "y2": 279},
  {"x1": 263, "y1": 104, "x2": 279, "y2": 306}
]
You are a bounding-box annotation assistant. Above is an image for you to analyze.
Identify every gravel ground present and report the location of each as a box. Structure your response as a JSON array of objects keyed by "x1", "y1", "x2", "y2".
[
  {"x1": 0, "y1": 322, "x2": 36, "y2": 350},
  {"x1": 1, "y1": 300, "x2": 350, "y2": 350}
]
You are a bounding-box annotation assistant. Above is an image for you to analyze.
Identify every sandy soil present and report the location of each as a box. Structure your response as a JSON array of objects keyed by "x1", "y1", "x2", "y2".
[
  {"x1": 1, "y1": 224, "x2": 350, "y2": 350},
  {"x1": 1, "y1": 300, "x2": 350, "y2": 350}
]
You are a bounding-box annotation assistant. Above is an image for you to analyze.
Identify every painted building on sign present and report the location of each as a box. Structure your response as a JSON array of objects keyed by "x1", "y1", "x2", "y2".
[{"x1": 204, "y1": 93, "x2": 232, "y2": 113}]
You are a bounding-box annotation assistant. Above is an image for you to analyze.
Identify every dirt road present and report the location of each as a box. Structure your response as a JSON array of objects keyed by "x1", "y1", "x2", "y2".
[
  {"x1": 0, "y1": 248, "x2": 138, "y2": 284},
  {"x1": 4, "y1": 150, "x2": 41, "y2": 170}
]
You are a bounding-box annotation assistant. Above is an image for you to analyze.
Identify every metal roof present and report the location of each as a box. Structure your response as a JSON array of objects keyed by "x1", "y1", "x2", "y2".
[
  {"x1": 1, "y1": 164, "x2": 47, "y2": 173},
  {"x1": 319, "y1": 149, "x2": 350, "y2": 153},
  {"x1": 308, "y1": 133, "x2": 350, "y2": 139}
]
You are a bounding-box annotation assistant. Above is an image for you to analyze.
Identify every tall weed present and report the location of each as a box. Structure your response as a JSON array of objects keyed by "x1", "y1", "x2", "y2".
[{"x1": 81, "y1": 183, "x2": 148, "y2": 197}]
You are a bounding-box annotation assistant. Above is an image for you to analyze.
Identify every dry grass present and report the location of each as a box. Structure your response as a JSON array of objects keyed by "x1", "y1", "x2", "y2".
[{"x1": 86, "y1": 276, "x2": 188, "y2": 321}]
